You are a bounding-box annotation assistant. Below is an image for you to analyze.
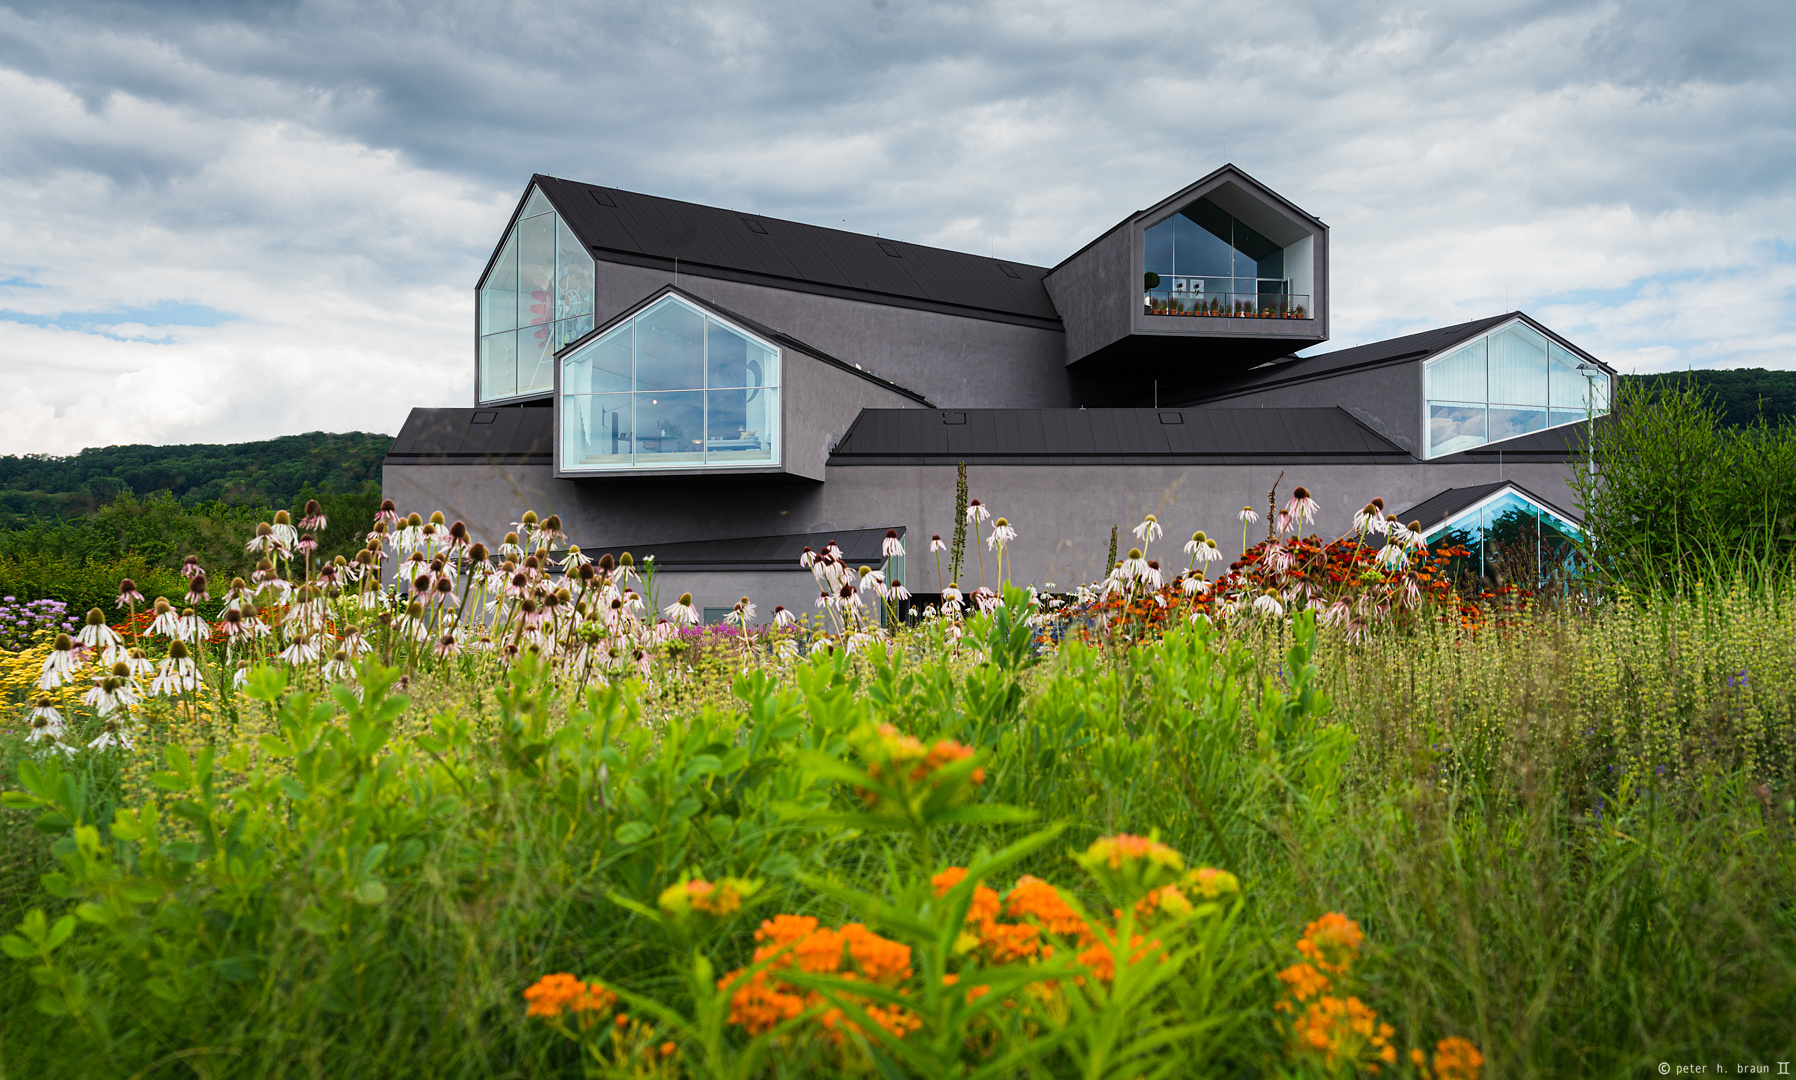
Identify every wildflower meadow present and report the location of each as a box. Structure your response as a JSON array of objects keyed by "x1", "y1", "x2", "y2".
[{"x1": 0, "y1": 461, "x2": 1792, "y2": 1079}]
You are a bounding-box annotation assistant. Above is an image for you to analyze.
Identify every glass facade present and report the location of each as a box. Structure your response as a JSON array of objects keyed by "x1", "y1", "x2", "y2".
[
  {"x1": 1142, "y1": 197, "x2": 1306, "y2": 318},
  {"x1": 1425, "y1": 489, "x2": 1581, "y2": 588},
  {"x1": 1424, "y1": 321, "x2": 1610, "y2": 457},
  {"x1": 560, "y1": 295, "x2": 780, "y2": 471},
  {"x1": 477, "y1": 186, "x2": 596, "y2": 402}
]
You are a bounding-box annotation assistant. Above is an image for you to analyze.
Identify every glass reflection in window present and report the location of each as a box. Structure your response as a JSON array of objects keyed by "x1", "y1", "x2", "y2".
[
  {"x1": 1423, "y1": 319, "x2": 1610, "y2": 457},
  {"x1": 476, "y1": 185, "x2": 597, "y2": 402}
]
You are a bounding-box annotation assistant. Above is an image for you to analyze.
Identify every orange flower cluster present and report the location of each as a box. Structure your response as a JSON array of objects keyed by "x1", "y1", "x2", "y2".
[
  {"x1": 1274, "y1": 913, "x2": 1396, "y2": 1073},
  {"x1": 1080, "y1": 833, "x2": 1183, "y2": 873},
  {"x1": 524, "y1": 972, "x2": 618, "y2": 1022},
  {"x1": 719, "y1": 914, "x2": 921, "y2": 1043},
  {"x1": 657, "y1": 875, "x2": 755, "y2": 924},
  {"x1": 859, "y1": 724, "x2": 985, "y2": 802},
  {"x1": 1411, "y1": 1036, "x2": 1485, "y2": 1080}
]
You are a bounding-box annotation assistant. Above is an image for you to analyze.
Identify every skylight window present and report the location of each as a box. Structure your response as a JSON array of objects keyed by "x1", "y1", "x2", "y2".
[
  {"x1": 1423, "y1": 320, "x2": 1610, "y2": 458},
  {"x1": 477, "y1": 185, "x2": 596, "y2": 403},
  {"x1": 559, "y1": 295, "x2": 781, "y2": 471}
]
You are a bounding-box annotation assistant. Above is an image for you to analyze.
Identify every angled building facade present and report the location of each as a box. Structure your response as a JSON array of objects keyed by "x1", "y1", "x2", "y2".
[{"x1": 385, "y1": 165, "x2": 1613, "y2": 614}]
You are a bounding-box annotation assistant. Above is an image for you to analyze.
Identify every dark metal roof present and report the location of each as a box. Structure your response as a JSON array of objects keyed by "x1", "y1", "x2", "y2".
[
  {"x1": 1395, "y1": 480, "x2": 1579, "y2": 532},
  {"x1": 1177, "y1": 312, "x2": 1617, "y2": 406},
  {"x1": 529, "y1": 175, "x2": 1061, "y2": 329},
  {"x1": 615, "y1": 526, "x2": 898, "y2": 573},
  {"x1": 385, "y1": 407, "x2": 551, "y2": 463},
  {"x1": 556, "y1": 283, "x2": 933, "y2": 407},
  {"x1": 829, "y1": 407, "x2": 1411, "y2": 465}
]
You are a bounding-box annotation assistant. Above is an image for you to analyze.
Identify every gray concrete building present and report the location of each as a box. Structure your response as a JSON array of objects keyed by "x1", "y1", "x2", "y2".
[{"x1": 384, "y1": 165, "x2": 1612, "y2": 616}]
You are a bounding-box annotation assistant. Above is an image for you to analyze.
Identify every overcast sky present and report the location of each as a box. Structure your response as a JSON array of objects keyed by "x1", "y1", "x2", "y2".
[{"x1": 0, "y1": 0, "x2": 1790, "y2": 454}]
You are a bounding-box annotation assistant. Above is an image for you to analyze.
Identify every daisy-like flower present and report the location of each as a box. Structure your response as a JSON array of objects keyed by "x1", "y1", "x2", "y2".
[
  {"x1": 295, "y1": 533, "x2": 319, "y2": 557},
  {"x1": 889, "y1": 580, "x2": 911, "y2": 602},
  {"x1": 966, "y1": 498, "x2": 990, "y2": 525},
  {"x1": 772, "y1": 604, "x2": 796, "y2": 628},
  {"x1": 1181, "y1": 575, "x2": 1210, "y2": 596},
  {"x1": 498, "y1": 531, "x2": 525, "y2": 561},
  {"x1": 930, "y1": 534, "x2": 946, "y2": 553},
  {"x1": 149, "y1": 641, "x2": 201, "y2": 696},
  {"x1": 561, "y1": 544, "x2": 591, "y2": 572},
  {"x1": 1143, "y1": 559, "x2": 1164, "y2": 589},
  {"x1": 1352, "y1": 503, "x2": 1381, "y2": 534},
  {"x1": 179, "y1": 555, "x2": 205, "y2": 580},
  {"x1": 535, "y1": 513, "x2": 566, "y2": 552},
  {"x1": 882, "y1": 529, "x2": 904, "y2": 558},
  {"x1": 986, "y1": 517, "x2": 1017, "y2": 550},
  {"x1": 115, "y1": 578, "x2": 145, "y2": 609},
  {"x1": 663, "y1": 592, "x2": 700, "y2": 627},
  {"x1": 374, "y1": 498, "x2": 400, "y2": 527},
  {"x1": 174, "y1": 607, "x2": 208, "y2": 642},
  {"x1": 299, "y1": 498, "x2": 328, "y2": 532},
  {"x1": 837, "y1": 582, "x2": 865, "y2": 613},
  {"x1": 1132, "y1": 514, "x2": 1162, "y2": 544},
  {"x1": 1183, "y1": 531, "x2": 1207, "y2": 557},
  {"x1": 815, "y1": 591, "x2": 831, "y2": 612},
  {"x1": 1253, "y1": 591, "x2": 1285, "y2": 617},
  {"x1": 147, "y1": 597, "x2": 180, "y2": 638},
  {"x1": 1285, "y1": 486, "x2": 1319, "y2": 529},
  {"x1": 233, "y1": 661, "x2": 252, "y2": 689},
  {"x1": 321, "y1": 648, "x2": 353, "y2": 682},
  {"x1": 1122, "y1": 547, "x2": 1150, "y2": 583},
  {"x1": 84, "y1": 666, "x2": 140, "y2": 716},
  {"x1": 1237, "y1": 506, "x2": 1259, "y2": 524},
  {"x1": 121, "y1": 648, "x2": 154, "y2": 679},
  {"x1": 88, "y1": 717, "x2": 137, "y2": 752},
  {"x1": 772, "y1": 636, "x2": 800, "y2": 663},
  {"x1": 78, "y1": 608, "x2": 122, "y2": 652},
  {"x1": 941, "y1": 583, "x2": 963, "y2": 613},
  {"x1": 1402, "y1": 520, "x2": 1430, "y2": 551},
  {"x1": 726, "y1": 596, "x2": 757, "y2": 628},
  {"x1": 246, "y1": 521, "x2": 282, "y2": 555},
  {"x1": 339, "y1": 626, "x2": 372, "y2": 658},
  {"x1": 24, "y1": 694, "x2": 66, "y2": 743},
  {"x1": 277, "y1": 634, "x2": 321, "y2": 666},
  {"x1": 798, "y1": 546, "x2": 817, "y2": 570},
  {"x1": 1377, "y1": 542, "x2": 1410, "y2": 572},
  {"x1": 434, "y1": 632, "x2": 462, "y2": 660},
  {"x1": 1384, "y1": 516, "x2": 1412, "y2": 547}
]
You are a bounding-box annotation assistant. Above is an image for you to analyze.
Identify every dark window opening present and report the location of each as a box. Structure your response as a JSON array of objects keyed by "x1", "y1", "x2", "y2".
[
  {"x1": 590, "y1": 189, "x2": 617, "y2": 208},
  {"x1": 878, "y1": 241, "x2": 902, "y2": 258}
]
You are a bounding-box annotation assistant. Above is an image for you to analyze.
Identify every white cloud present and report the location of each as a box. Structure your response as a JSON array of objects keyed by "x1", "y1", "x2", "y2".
[{"x1": 0, "y1": 0, "x2": 1790, "y2": 454}]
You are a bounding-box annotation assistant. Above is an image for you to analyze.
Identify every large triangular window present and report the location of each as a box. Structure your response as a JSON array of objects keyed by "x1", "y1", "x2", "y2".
[
  {"x1": 558, "y1": 295, "x2": 781, "y2": 471},
  {"x1": 477, "y1": 185, "x2": 596, "y2": 402},
  {"x1": 1422, "y1": 319, "x2": 1611, "y2": 458}
]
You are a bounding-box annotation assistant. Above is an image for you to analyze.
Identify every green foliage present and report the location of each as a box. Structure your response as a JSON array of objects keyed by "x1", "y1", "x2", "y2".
[
  {"x1": 950, "y1": 461, "x2": 969, "y2": 587},
  {"x1": 1572, "y1": 377, "x2": 1796, "y2": 592},
  {"x1": 0, "y1": 598, "x2": 1791, "y2": 1076},
  {"x1": 0, "y1": 431, "x2": 391, "y2": 523},
  {"x1": 1621, "y1": 367, "x2": 1796, "y2": 429}
]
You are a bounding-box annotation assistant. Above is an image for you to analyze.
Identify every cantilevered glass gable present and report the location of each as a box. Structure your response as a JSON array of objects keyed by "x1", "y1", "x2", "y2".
[
  {"x1": 1424, "y1": 486, "x2": 1581, "y2": 586},
  {"x1": 1423, "y1": 319, "x2": 1610, "y2": 458},
  {"x1": 559, "y1": 295, "x2": 780, "y2": 472},
  {"x1": 478, "y1": 185, "x2": 596, "y2": 402}
]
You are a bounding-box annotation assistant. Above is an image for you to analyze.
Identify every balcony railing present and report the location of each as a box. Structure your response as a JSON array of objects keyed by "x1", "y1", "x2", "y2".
[{"x1": 1144, "y1": 291, "x2": 1310, "y2": 319}]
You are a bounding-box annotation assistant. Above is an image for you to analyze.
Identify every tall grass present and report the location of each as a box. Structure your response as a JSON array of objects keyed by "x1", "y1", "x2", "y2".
[{"x1": 0, "y1": 593, "x2": 1790, "y2": 1077}]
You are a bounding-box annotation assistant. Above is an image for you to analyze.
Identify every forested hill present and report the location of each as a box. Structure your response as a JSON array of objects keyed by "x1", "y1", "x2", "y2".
[
  {"x1": 1621, "y1": 368, "x2": 1796, "y2": 427},
  {"x1": 0, "y1": 431, "x2": 392, "y2": 520}
]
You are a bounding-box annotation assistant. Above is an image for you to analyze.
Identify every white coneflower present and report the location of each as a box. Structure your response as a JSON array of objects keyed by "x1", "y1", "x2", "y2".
[
  {"x1": 889, "y1": 580, "x2": 911, "y2": 602},
  {"x1": 115, "y1": 578, "x2": 145, "y2": 610},
  {"x1": 78, "y1": 608, "x2": 122, "y2": 652},
  {"x1": 374, "y1": 498, "x2": 400, "y2": 527},
  {"x1": 216, "y1": 607, "x2": 250, "y2": 641},
  {"x1": 25, "y1": 694, "x2": 66, "y2": 743},
  {"x1": 798, "y1": 546, "x2": 817, "y2": 570},
  {"x1": 772, "y1": 604, "x2": 796, "y2": 628},
  {"x1": 233, "y1": 660, "x2": 252, "y2": 689},
  {"x1": 882, "y1": 529, "x2": 904, "y2": 558},
  {"x1": 837, "y1": 583, "x2": 865, "y2": 613},
  {"x1": 940, "y1": 583, "x2": 963, "y2": 613},
  {"x1": 971, "y1": 587, "x2": 1001, "y2": 613},
  {"x1": 727, "y1": 596, "x2": 758, "y2": 629},
  {"x1": 1253, "y1": 591, "x2": 1285, "y2": 617},
  {"x1": 773, "y1": 637, "x2": 800, "y2": 663},
  {"x1": 277, "y1": 634, "x2": 321, "y2": 666},
  {"x1": 1181, "y1": 575, "x2": 1210, "y2": 596},
  {"x1": 83, "y1": 666, "x2": 140, "y2": 716},
  {"x1": 1264, "y1": 546, "x2": 1292, "y2": 574},
  {"x1": 663, "y1": 592, "x2": 699, "y2": 626},
  {"x1": 561, "y1": 544, "x2": 591, "y2": 571},
  {"x1": 930, "y1": 535, "x2": 946, "y2": 553},
  {"x1": 1142, "y1": 559, "x2": 1164, "y2": 589},
  {"x1": 87, "y1": 716, "x2": 136, "y2": 752},
  {"x1": 1384, "y1": 515, "x2": 1410, "y2": 546},
  {"x1": 1276, "y1": 509, "x2": 1292, "y2": 536},
  {"x1": 174, "y1": 607, "x2": 208, "y2": 642},
  {"x1": 1122, "y1": 547, "x2": 1150, "y2": 583},
  {"x1": 856, "y1": 565, "x2": 886, "y2": 595},
  {"x1": 184, "y1": 572, "x2": 210, "y2": 606},
  {"x1": 320, "y1": 648, "x2": 352, "y2": 682},
  {"x1": 814, "y1": 591, "x2": 831, "y2": 613},
  {"x1": 149, "y1": 641, "x2": 201, "y2": 696},
  {"x1": 147, "y1": 597, "x2": 180, "y2": 638},
  {"x1": 1322, "y1": 600, "x2": 1353, "y2": 629},
  {"x1": 1183, "y1": 531, "x2": 1206, "y2": 558},
  {"x1": 1238, "y1": 506, "x2": 1259, "y2": 524},
  {"x1": 1401, "y1": 577, "x2": 1423, "y2": 608},
  {"x1": 965, "y1": 498, "x2": 990, "y2": 525},
  {"x1": 1284, "y1": 486, "x2": 1319, "y2": 532},
  {"x1": 122, "y1": 648, "x2": 154, "y2": 678},
  {"x1": 1352, "y1": 503, "x2": 1380, "y2": 534},
  {"x1": 1200, "y1": 539, "x2": 1221, "y2": 567},
  {"x1": 536, "y1": 513, "x2": 566, "y2": 551},
  {"x1": 299, "y1": 498, "x2": 328, "y2": 532},
  {"x1": 180, "y1": 555, "x2": 205, "y2": 580},
  {"x1": 434, "y1": 631, "x2": 462, "y2": 660},
  {"x1": 1402, "y1": 520, "x2": 1429, "y2": 552},
  {"x1": 986, "y1": 517, "x2": 1017, "y2": 550},
  {"x1": 1377, "y1": 542, "x2": 1410, "y2": 572},
  {"x1": 1132, "y1": 514, "x2": 1162, "y2": 544}
]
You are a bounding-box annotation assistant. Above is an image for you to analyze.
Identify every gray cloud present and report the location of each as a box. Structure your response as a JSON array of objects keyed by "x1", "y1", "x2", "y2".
[{"x1": 0, "y1": 0, "x2": 1791, "y2": 453}]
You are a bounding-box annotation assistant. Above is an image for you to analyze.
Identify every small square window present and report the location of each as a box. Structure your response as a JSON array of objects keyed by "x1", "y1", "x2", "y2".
[
  {"x1": 1158, "y1": 411, "x2": 1183, "y2": 425},
  {"x1": 878, "y1": 241, "x2": 902, "y2": 258},
  {"x1": 941, "y1": 411, "x2": 967, "y2": 425},
  {"x1": 471, "y1": 411, "x2": 497, "y2": 425}
]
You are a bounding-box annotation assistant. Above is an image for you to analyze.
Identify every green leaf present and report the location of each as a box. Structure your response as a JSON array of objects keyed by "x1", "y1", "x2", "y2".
[
  {"x1": 257, "y1": 735, "x2": 296, "y2": 758},
  {"x1": 0, "y1": 935, "x2": 35, "y2": 960},
  {"x1": 144, "y1": 978, "x2": 181, "y2": 1003},
  {"x1": 244, "y1": 664, "x2": 288, "y2": 703},
  {"x1": 74, "y1": 903, "x2": 114, "y2": 926},
  {"x1": 295, "y1": 907, "x2": 336, "y2": 935},
  {"x1": 43, "y1": 916, "x2": 74, "y2": 951},
  {"x1": 354, "y1": 881, "x2": 388, "y2": 906},
  {"x1": 614, "y1": 821, "x2": 653, "y2": 844}
]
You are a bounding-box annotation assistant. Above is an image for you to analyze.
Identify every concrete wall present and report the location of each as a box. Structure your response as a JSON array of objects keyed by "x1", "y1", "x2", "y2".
[
  {"x1": 574, "y1": 261, "x2": 1072, "y2": 410},
  {"x1": 1184, "y1": 361, "x2": 1426, "y2": 455},
  {"x1": 1042, "y1": 226, "x2": 1135, "y2": 365},
  {"x1": 815, "y1": 458, "x2": 1581, "y2": 595},
  {"x1": 781, "y1": 350, "x2": 928, "y2": 481}
]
